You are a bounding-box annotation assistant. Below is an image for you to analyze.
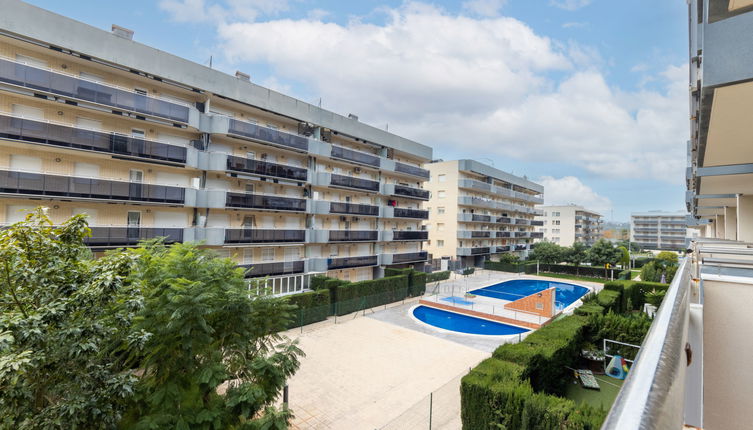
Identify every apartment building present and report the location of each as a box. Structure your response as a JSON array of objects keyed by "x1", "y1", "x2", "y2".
[
  {"x1": 534, "y1": 204, "x2": 602, "y2": 247},
  {"x1": 0, "y1": 1, "x2": 432, "y2": 294},
  {"x1": 629, "y1": 211, "x2": 687, "y2": 251},
  {"x1": 603, "y1": 2, "x2": 753, "y2": 429},
  {"x1": 424, "y1": 160, "x2": 543, "y2": 267}
]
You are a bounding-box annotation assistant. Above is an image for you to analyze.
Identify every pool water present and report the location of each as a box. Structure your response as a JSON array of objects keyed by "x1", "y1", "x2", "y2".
[
  {"x1": 440, "y1": 296, "x2": 474, "y2": 306},
  {"x1": 470, "y1": 279, "x2": 589, "y2": 310},
  {"x1": 412, "y1": 305, "x2": 529, "y2": 336}
]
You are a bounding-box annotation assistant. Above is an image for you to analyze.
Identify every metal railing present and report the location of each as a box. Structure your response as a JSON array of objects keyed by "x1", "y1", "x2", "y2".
[
  {"x1": 226, "y1": 155, "x2": 307, "y2": 181},
  {"x1": 239, "y1": 260, "x2": 306, "y2": 278},
  {"x1": 394, "y1": 161, "x2": 430, "y2": 179},
  {"x1": 327, "y1": 255, "x2": 379, "y2": 270},
  {"x1": 86, "y1": 227, "x2": 183, "y2": 246},
  {"x1": 224, "y1": 229, "x2": 306, "y2": 243},
  {"x1": 390, "y1": 251, "x2": 428, "y2": 264},
  {"x1": 389, "y1": 230, "x2": 428, "y2": 241},
  {"x1": 392, "y1": 207, "x2": 429, "y2": 219},
  {"x1": 331, "y1": 145, "x2": 380, "y2": 167},
  {"x1": 228, "y1": 118, "x2": 309, "y2": 151},
  {"x1": 225, "y1": 192, "x2": 307, "y2": 211},
  {"x1": 328, "y1": 230, "x2": 379, "y2": 242},
  {"x1": 329, "y1": 202, "x2": 380, "y2": 216},
  {"x1": 330, "y1": 173, "x2": 380, "y2": 192},
  {"x1": 391, "y1": 184, "x2": 430, "y2": 200}
]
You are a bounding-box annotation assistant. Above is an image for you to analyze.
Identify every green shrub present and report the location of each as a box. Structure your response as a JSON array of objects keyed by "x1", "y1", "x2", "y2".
[
  {"x1": 334, "y1": 275, "x2": 409, "y2": 315},
  {"x1": 285, "y1": 289, "x2": 330, "y2": 328},
  {"x1": 311, "y1": 275, "x2": 330, "y2": 291},
  {"x1": 618, "y1": 270, "x2": 631, "y2": 280},
  {"x1": 596, "y1": 289, "x2": 621, "y2": 313},
  {"x1": 411, "y1": 271, "x2": 427, "y2": 296},
  {"x1": 462, "y1": 267, "x2": 475, "y2": 275},
  {"x1": 426, "y1": 271, "x2": 451, "y2": 283},
  {"x1": 586, "y1": 312, "x2": 652, "y2": 360},
  {"x1": 485, "y1": 261, "x2": 529, "y2": 273},
  {"x1": 574, "y1": 302, "x2": 605, "y2": 316},
  {"x1": 603, "y1": 280, "x2": 668, "y2": 312}
]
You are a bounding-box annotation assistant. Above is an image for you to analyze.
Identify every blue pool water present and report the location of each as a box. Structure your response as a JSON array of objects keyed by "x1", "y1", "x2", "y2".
[
  {"x1": 470, "y1": 279, "x2": 589, "y2": 310},
  {"x1": 440, "y1": 296, "x2": 474, "y2": 306},
  {"x1": 412, "y1": 305, "x2": 529, "y2": 336}
]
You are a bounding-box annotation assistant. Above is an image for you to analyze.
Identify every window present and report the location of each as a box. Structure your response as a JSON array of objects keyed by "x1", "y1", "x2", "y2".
[
  {"x1": 553, "y1": 229, "x2": 560, "y2": 234},
  {"x1": 553, "y1": 211, "x2": 561, "y2": 217},
  {"x1": 553, "y1": 237, "x2": 560, "y2": 243},
  {"x1": 437, "y1": 240, "x2": 445, "y2": 247},
  {"x1": 437, "y1": 223, "x2": 445, "y2": 232},
  {"x1": 261, "y1": 248, "x2": 275, "y2": 261},
  {"x1": 535, "y1": 303, "x2": 544, "y2": 310},
  {"x1": 438, "y1": 190, "x2": 446, "y2": 198},
  {"x1": 437, "y1": 207, "x2": 446, "y2": 215},
  {"x1": 438, "y1": 174, "x2": 446, "y2": 182},
  {"x1": 553, "y1": 220, "x2": 561, "y2": 226}
]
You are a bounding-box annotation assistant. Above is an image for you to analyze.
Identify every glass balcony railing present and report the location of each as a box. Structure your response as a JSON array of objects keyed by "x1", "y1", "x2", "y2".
[
  {"x1": 0, "y1": 114, "x2": 188, "y2": 164},
  {"x1": 330, "y1": 174, "x2": 380, "y2": 192},
  {"x1": 226, "y1": 155, "x2": 307, "y2": 181},
  {"x1": 530, "y1": 220, "x2": 544, "y2": 226},
  {"x1": 328, "y1": 230, "x2": 379, "y2": 241},
  {"x1": 391, "y1": 251, "x2": 428, "y2": 264},
  {"x1": 471, "y1": 231, "x2": 491, "y2": 238},
  {"x1": 392, "y1": 207, "x2": 430, "y2": 219},
  {"x1": 0, "y1": 58, "x2": 190, "y2": 123},
  {"x1": 495, "y1": 245, "x2": 511, "y2": 252},
  {"x1": 331, "y1": 145, "x2": 380, "y2": 167},
  {"x1": 329, "y1": 202, "x2": 380, "y2": 216},
  {"x1": 225, "y1": 192, "x2": 306, "y2": 211},
  {"x1": 228, "y1": 118, "x2": 309, "y2": 151},
  {"x1": 389, "y1": 230, "x2": 428, "y2": 241},
  {"x1": 471, "y1": 247, "x2": 491, "y2": 255},
  {"x1": 496, "y1": 231, "x2": 511, "y2": 238},
  {"x1": 327, "y1": 255, "x2": 379, "y2": 270},
  {"x1": 394, "y1": 161, "x2": 430, "y2": 179},
  {"x1": 515, "y1": 218, "x2": 530, "y2": 225},
  {"x1": 392, "y1": 184, "x2": 430, "y2": 200},
  {"x1": 514, "y1": 244, "x2": 528, "y2": 251},
  {"x1": 239, "y1": 260, "x2": 305, "y2": 278},
  {"x1": 224, "y1": 229, "x2": 305, "y2": 243},
  {"x1": 471, "y1": 214, "x2": 491, "y2": 222},
  {"x1": 0, "y1": 170, "x2": 186, "y2": 204},
  {"x1": 496, "y1": 216, "x2": 512, "y2": 224},
  {"x1": 85, "y1": 227, "x2": 183, "y2": 247},
  {"x1": 530, "y1": 232, "x2": 544, "y2": 239}
]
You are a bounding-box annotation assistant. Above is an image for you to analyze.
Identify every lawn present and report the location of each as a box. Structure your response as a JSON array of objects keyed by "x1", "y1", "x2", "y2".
[
  {"x1": 565, "y1": 373, "x2": 624, "y2": 410},
  {"x1": 538, "y1": 272, "x2": 607, "y2": 284}
]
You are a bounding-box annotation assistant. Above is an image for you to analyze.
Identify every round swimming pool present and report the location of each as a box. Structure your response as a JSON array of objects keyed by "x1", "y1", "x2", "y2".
[
  {"x1": 470, "y1": 279, "x2": 589, "y2": 310},
  {"x1": 412, "y1": 305, "x2": 529, "y2": 336}
]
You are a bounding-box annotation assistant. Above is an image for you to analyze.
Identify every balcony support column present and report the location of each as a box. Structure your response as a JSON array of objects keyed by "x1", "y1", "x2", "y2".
[
  {"x1": 737, "y1": 194, "x2": 753, "y2": 242},
  {"x1": 714, "y1": 214, "x2": 725, "y2": 239},
  {"x1": 724, "y1": 206, "x2": 737, "y2": 241}
]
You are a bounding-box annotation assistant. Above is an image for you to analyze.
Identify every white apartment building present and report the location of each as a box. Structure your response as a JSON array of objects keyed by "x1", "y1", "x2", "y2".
[
  {"x1": 630, "y1": 211, "x2": 687, "y2": 251},
  {"x1": 535, "y1": 204, "x2": 603, "y2": 247},
  {"x1": 424, "y1": 160, "x2": 544, "y2": 267},
  {"x1": 0, "y1": 1, "x2": 432, "y2": 294}
]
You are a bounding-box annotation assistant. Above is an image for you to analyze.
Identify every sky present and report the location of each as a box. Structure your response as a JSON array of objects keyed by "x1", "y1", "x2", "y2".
[{"x1": 24, "y1": 0, "x2": 690, "y2": 222}]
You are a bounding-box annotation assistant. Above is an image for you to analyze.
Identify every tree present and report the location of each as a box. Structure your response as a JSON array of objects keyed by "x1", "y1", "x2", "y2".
[
  {"x1": 497, "y1": 253, "x2": 520, "y2": 264},
  {"x1": 586, "y1": 239, "x2": 622, "y2": 267},
  {"x1": 618, "y1": 246, "x2": 630, "y2": 269},
  {"x1": 563, "y1": 242, "x2": 588, "y2": 273},
  {"x1": 655, "y1": 251, "x2": 679, "y2": 265},
  {"x1": 528, "y1": 242, "x2": 564, "y2": 264}
]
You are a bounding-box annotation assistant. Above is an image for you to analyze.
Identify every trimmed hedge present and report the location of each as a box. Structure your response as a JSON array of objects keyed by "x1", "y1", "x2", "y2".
[
  {"x1": 586, "y1": 312, "x2": 652, "y2": 360},
  {"x1": 335, "y1": 275, "x2": 409, "y2": 316},
  {"x1": 596, "y1": 289, "x2": 621, "y2": 313},
  {"x1": 538, "y1": 263, "x2": 617, "y2": 280},
  {"x1": 484, "y1": 261, "x2": 533, "y2": 273},
  {"x1": 285, "y1": 289, "x2": 330, "y2": 328},
  {"x1": 426, "y1": 271, "x2": 451, "y2": 283},
  {"x1": 574, "y1": 302, "x2": 605, "y2": 316},
  {"x1": 310, "y1": 275, "x2": 329, "y2": 291},
  {"x1": 603, "y1": 280, "x2": 668, "y2": 312},
  {"x1": 411, "y1": 271, "x2": 426, "y2": 296}
]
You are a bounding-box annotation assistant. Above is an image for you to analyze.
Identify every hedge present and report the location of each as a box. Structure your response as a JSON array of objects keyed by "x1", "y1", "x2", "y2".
[
  {"x1": 596, "y1": 289, "x2": 621, "y2": 313},
  {"x1": 285, "y1": 289, "x2": 330, "y2": 328},
  {"x1": 334, "y1": 275, "x2": 409, "y2": 316},
  {"x1": 603, "y1": 280, "x2": 668, "y2": 312},
  {"x1": 538, "y1": 263, "x2": 618, "y2": 280},
  {"x1": 632, "y1": 257, "x2": 656, "y2": 269},
  {"x1": 484, "y1": 261, "x2": 535, "y2": 273},
  {"x1": 426, "y1": 271, "x2": 450, "y2": 283},
  {"x1": 411, "y1": 271, "x2": 427, "y2": 296},
  {"x1": 573, "y1": 302, "x2": 605, "y2": 316},
  {"x1": 586, "y1": 312, "x2": 652, "y2": 360}
]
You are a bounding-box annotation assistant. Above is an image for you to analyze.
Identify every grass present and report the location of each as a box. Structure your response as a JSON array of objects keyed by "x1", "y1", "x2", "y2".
[
  {"x1": 537, "y1": 272, "x2": 607, "y2": 284},
  {"x1": 565, "y1": 373, "x2": 625, "y2": 410}
]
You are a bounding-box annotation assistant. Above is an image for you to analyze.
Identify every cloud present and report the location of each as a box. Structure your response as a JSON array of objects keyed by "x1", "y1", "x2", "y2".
[
  {"x1": 462, "y1": 0, "x2": 507, "y2": 17},
  {"x1": 562, "y1": 21, "x2": 587, "y2": 28},
  {"x1": 159, "y1": 0, "x2": 292, "y2": 23},
  {"x1": 549, "y1": 0, "x2": 592, "y2": 11},
  {"x1": 538, "y1": 176, "x2": 612, "y2": 213}
]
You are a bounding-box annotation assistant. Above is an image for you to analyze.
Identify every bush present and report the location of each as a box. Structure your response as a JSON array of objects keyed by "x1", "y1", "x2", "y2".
[
  {"x1": 485, "y1": 261, "x2": 531, "y2": 273},
  {"x1": 411, "y1": 271, "x2": 427, "y2": 296},
  {"x1": 462, "y1": 267, "x2": 475, "y2": 276},
  {"x1": 574, "y1": 302, "x2": 605, "y2": 316},
  {"x1": 426, "y1": 271, "x2": 451, "y2": 283},
  {"x1": 538, "y1": 263, "x2": 617, "y2": 279},
  {"x1": 311, "y1": 275, "x2": 330, "y2": 291},
  {"x1": 640, "y1": 261, "x2": 678, "y2": 284},
  {"x1": 618, "y1": 270, "x2": 631, "y2": 280},
  {"x1": 285, "y1": 289, "x2": 330, "y2": 328},
  {"x1": 335, "y1": 275, "x2": 409, "y2": 315},
  {"x1": 596, "y1": 289, "x2": 621, "y2": 313},
  {"x1": 586, "y1": 312, "x2": 652, "y2": 360},
  {"x1": 632, "y1": 257, "x2": 655, "y2": 269},
  {"x1": 603, "y1": 280, "x2": 668, "y2": 312}
]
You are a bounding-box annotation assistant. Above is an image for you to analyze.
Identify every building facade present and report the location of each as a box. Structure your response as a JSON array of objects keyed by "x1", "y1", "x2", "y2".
[
  {"x1": 424, "y1": 160, "x2": 543, "y2": 267},
  {"x1": 534, "y1": 205, "x2": 602, "y2": 247},
  {"x1": 0, "y1": 1, "x2": 432, "y2": 294},
  {"x1": 629, "y1": 212, "x2": 687, "y2": 251}
]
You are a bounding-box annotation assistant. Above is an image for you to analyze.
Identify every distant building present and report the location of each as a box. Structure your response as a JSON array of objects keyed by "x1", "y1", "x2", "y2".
[
  {"x1": 630, "y1": 212, "x2": 687, "y2": 251},
  {"x1": 534, "y1": 204, "x2": 603, "y2": 247}
]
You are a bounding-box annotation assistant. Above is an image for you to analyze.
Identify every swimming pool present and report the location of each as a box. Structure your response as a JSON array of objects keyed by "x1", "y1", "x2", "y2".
[
  {"x1": 470, "y1": 279, "x2": 589, "y2": 310},
  {"x1": 412, "y1": 305, "x2": 529, "y2": 336},
  {"x1": 440, "y1": 296, "x2": 474, "y2": 306}
]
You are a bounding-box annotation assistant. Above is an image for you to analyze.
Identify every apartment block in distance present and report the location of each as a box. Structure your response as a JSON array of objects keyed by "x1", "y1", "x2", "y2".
[
  {"x1": 534, "y1": 204, "x2": 602, "y2": 247},
  {"x1": 602, "y1": 3, "x2": 753, "y2": 429},
  {"x1": 424, "y1": 160, "x2": 544, "y2": 267},
  {"x1": 0, "y1": 1, "x2": 432, "y2": 294},
  {"x1": 629, "y1": 211, "x2": 687, "y2": 251}
]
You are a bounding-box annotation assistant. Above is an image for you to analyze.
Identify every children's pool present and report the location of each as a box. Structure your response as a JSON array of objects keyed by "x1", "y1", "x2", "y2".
[{"x1": 412, "y1": 305, "x2": 529, "y2": 336}]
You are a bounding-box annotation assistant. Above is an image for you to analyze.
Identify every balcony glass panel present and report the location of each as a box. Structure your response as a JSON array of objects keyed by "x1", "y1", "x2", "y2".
[
  {"x1": 0, "y1": 170, "x2": 185, "y2": 204},
  {"x1": 471, "y1": 247, "x2": 490, "y2": 255},
  {"x1": 393, "y1": 207, "x2": 429, "y2": 219},
  {"x1": 530, "y1": 220, "x2": 544, "y2": 226},
  {"x1": 496, "y1": 231, "x2": 511, "y2": 238},
  {"x1": 471, "y1": 231, "x2": 491, "y2": 238},
  {"x1": 327, "y1": 255, "x2": 378, "y2": 270},
  {"x1": 390, "y1": 230, "x2": 428, "y2": 240},
  {"x1": 391, "y1": 251, "x2": 428, "y2": 264},
  {"x1": 330, "y1": 174, "x2": 380, "y2": 192},
  {"x1": 224, "y1": 229, "x2": 305, "y2": 243},
  {"x1": 225, "y1": 192, "x2": 306, "y2": 211},
  {"x1": 472, "y1": 214, "x2": 491, "y2": 222},
  {"x1": 240, "y1": 260, "x2": 305, "y2": 278},
  {"x1": 392, "y1": 184, "x2": 430, "y2": 200},
  {"x1": 496, "y1": 245, "x2": 511, "y2": 252},
  {"x1": 394, "y1": 162, "x2": 430, "y2": 179},
  {"x1": 328, "y1": 230, "x2": 379, "y2": 241},
  {"x1": 0, "y1": 115, "x2": 188, "y2": 163},
  {"x1": 329, "y1": 202, "x2": 380, "y2": 216},
  {"x1": 227, "y1": 118, "x2": 308, "y2": 151},
  {"x1": 85, "y1": 227, "x2": 183, "y2": 246},
  {"x1": 497, "y1": 216, "x2": 512, "y2": 224},
  {"x1": 530, "y1": 232, "x2": 544, "y2": 239},
  {"x1": 0, "y1": 58, "x2": 190, "y2": 122},
  {"x1": 331, "y1": 145, "x2": 380, "y2": 167},
  {"x1": 226, "y1": 155, "x2": 307, "y2": 181}
]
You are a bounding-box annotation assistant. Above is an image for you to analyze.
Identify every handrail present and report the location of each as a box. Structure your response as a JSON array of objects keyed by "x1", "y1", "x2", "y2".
[{"x1": 602, "y1": 258, "x2": 691, "y2": 429}]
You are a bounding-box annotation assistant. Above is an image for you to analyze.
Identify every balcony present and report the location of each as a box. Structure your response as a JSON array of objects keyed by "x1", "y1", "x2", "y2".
[
  {"x1": 382, "y1": 251, "x2": 428, "y2": 265},
  {"x1": 224, "y1": 229, "x2": 306, "y2": 244},
  {"x1": 383, "y1": 183, "x2": 430, "y2": 201},
  {"x1": 225, "y1": 192, "x2": 307, "y2": 212},
  {"x1": 457, "y1": 178, "x2": 543, "y2": 204},
  {"x1": 530, "y1": 232, "x2": 544, "y2": 239},
  {"x1": 85, "y1": 226, "x2": 184, "y2": 247},
  {"x1": 240, "y1": 260, "x2": 305, "y2": 278},
  {"x1": 328, "y1": 201, "x2": 380, "y2": 216},
  {"x1": 457, "y1": 213, "x2": 492, "y2": 223},
  {"x1": 494, "y1": 245, "x2": 512, "y2": 253},
  {"x1": 382, "y1": 230, "x2": 428, "y2": 241},
  {"x1": 458, "y1": 230, "x2": 491, "y2": 239},
  {"x1": 0, "y1": 57, "x2": 190, "y2": 123},
  {"x1": 383, "y1": 206, "x2": 429, "y2": 219},
  {"x1": 457, "y1": 247, "x2": 490, "y2": 256},
  {"x1": 226, "y1": 155, "x2": 307, "y2": 181},
  {"x1": 328, "y1": 230, "x2": 379, "y2": 242},
  {"x1": 530, "y1": 220, "x2": 544, "y2": 226},
  {"x1": 0, "y1": 170, "x2": 188, "y2": 204},
  {"x1": 227, "y1": 118, "x2": 308, "y2": 152},
  {"x1": 496, "y1": 216, "x2": 512, "y2": 224},
  {"x1": 514, "y1": 244, "x2": 528, "y2": 251},
  {"x1": 515, "y1": 218, "x2": 530, "y2": 225},
  {"x1": 327, "y1": 255, "x2": 379, "y2": 270},
  {"x1": 311, "y1": 172, "x2": 380, "y2": 192},
  {"x1": 0, "y1": 114, "x2": 189, "y2": 164},
  {"x1": 394, "y1": 162, "x2": 430, "y2": 179},
  {"x1": 331, "y1": 145, "x2": 380, "y2": 167},
  {"x1": 514, "y1": 232, "x2": 530, "y2": 238},
  {"x1": 495, "y1": 231, "x2": 511, "y2": 238}
]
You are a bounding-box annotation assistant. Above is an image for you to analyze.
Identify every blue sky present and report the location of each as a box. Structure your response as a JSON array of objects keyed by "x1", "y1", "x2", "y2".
[{"x1": 24, "y1": 0, "x2": 689, "y2": 222}]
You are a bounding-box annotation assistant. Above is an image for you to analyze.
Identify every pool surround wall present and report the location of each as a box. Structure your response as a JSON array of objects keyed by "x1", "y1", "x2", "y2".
[
  {"x1": 418, "y1": 299, "x2": 544, "y2": 329},
  {"x1": 409, "y1": 305, "x2": 531, "y2": 339}
]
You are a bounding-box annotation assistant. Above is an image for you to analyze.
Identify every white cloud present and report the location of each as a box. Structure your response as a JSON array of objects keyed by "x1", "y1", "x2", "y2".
[
  {"x1": 208, "y1": 2, "x2": 685, "y2": 184},
  {"x1": 159, "y1": 0, "x2": 292, "y2": 23},
  {"x1": 562, "y1": 21, "x2": 587, "y2": 28},
  {"x1": 538, "y1": 176, "x2": 612, "y2": 213},
  {"x1": 462, "y1": 0, "x2": 507, "y2": 17},
  {"x1": 549, "y1": 0, "x2": 592, "y2": 11}
]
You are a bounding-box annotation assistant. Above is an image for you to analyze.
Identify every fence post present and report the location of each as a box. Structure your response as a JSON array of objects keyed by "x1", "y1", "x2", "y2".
[{"x1": 428, "y1": 392, "x2": 433, "y2": 430}]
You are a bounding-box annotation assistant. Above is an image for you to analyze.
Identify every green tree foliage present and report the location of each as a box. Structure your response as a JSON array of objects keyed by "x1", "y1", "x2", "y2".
[
  {"x1": 497, "y1": 253, "x2": 520, "y2": 264},
  {"x1": 655, "y1": 251, "x2": 679, "y2": 265},
  {"x1": 563, "y1": 242, "x2": 588, "y2": 267},
  {"x1": 586, "y1": 239, "x2": 622, "y2": 266},
  {"x1": 618, "y1": 246, "x2": 630, "y2": 269},
  {"x1": 640, "y1": 261, "x2": 678, "y2": 284},
  {"x1": 528, "y1": 242, "x2": 565, "y2": 264}
]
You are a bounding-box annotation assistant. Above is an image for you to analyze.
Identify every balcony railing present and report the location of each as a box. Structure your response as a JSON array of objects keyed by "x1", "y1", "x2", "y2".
[
  {"x1": 228, "y1": 118, "x2": 308, "y2": 151},
  {"x1": 330, "y1": 174, "x2": 380, "y2": 192},
  {"x1": 390, "y1": 251, "x2": 428, "y2": 264},
  {"x1": 514, "y1": 232, "x2": 529, "y2": 238},
  {"x1": 225, "y1": 192, "x2": 306, "y2": 211},
  {"x1": 327, "y1": 255, "x2": 379, "y2": 270},
  {"x1": 388, "y1": 230, "x2": 428, "y2": 241},
  {"x1": 329, "y1": 202, "x2": 380, "y2": 216},
  {"x1": 495, "y1": 245, "x2": 511, "y2": 252},
  {"x1": 514, "y1": 244, "x2": 527, "y2": 251},
  {"x1": 496, "y1": 231, "x2": 511, "y2": 238},
  {"x1": 240, "y1": 260, "x2": 305, "y2": 278},
  {"x1": 328, "y1": 230, "x2": 379, "y2": 242},
  {"x1": 530, "y1": 220, "x2": 544, "y2": 226},
  {"x1": 0, "y1": 57, "x2": 190, "y2": 123},
  {"x1": 0, "y1": 170, "x2": 186, "y2": 204},
  {"x1": 391, "y1": 207, "x2": 429, "y2": 219},
  {"x1": 0, "y1": 114, "x2": 188, "y2": 164},
  {"x1": 226, "y1": 155, "x2": 307, "y2": 181},
  {"x1": 394, "y1": 162, "x2": 430, "y2": 179},
  {"x1": 470, "y1": 214, "x2": 491, "y2": 222},
  {"x1": 85, "y1": 227, "x2": 183, "y2": 247},
  {"x1": 391, "y1": 184, "x2": 430, "y2": 200},
  {"x1": 530, "y1": 232, "x2": 544, "y2": 239},
  {"x1": 515, "y1": 219, "x2": 530, "y2": 225},
  {"x1": 496, "y1": 216, "x2": 513, "y2": 224},
  {"x1": 331, "y1": 145, "x2": 380, "y2": 167},
  {"x1": 224, "y1": 229, "x2": 305, "y2": 244}
]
